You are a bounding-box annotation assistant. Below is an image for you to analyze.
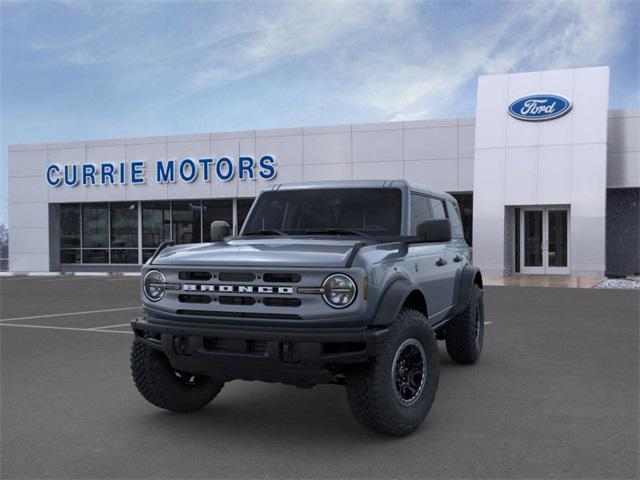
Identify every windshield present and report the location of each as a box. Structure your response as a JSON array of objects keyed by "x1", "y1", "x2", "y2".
[{"x1": 242, "y1": 188, "x2": 402, "y2": 237}]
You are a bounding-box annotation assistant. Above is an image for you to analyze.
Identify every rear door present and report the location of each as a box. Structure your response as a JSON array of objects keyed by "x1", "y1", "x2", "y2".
[{"x1": 409, "y1": 193, "x2": 455, "y2": 322}]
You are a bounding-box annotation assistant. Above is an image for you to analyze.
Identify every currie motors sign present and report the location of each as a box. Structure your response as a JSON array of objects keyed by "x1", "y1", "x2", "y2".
[
  {"x1": 45, "y1": 155, "x2": 277, "y2": 187},
  {"x1": 508, "y1": 94, "x2": 572, "y2": 121}
]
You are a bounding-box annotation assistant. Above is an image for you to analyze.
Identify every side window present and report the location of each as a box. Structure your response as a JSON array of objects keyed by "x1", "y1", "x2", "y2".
[
  {"x1": 410, "y1": 193, "x2": 432, "y2": 234},
  {"x1": 429, "y1": 198, "x2": 447, "y2": 220},
  {"x1": 446, "y1": 200, "x2": 465, "y2": 238}
]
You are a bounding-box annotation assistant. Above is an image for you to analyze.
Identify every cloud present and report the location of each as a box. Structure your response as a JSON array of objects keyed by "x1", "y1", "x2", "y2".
[{"x1": 349, "y1": 0, "x2": 626, "y2": 121}]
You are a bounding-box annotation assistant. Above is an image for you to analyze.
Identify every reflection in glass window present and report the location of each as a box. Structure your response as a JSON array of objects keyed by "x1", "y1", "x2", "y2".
[
  {"x1": 172, "y1": 201, "x2": 202, "y2": 244},
  {"x1": 446, "y1": 200, "x2": 465, "y2": 239},
  {"x1": 410, "y1": 194, "x2": 431, "y2": 235},
  {"x1": 429, "y1": 198, "x2": 447, "y2": 220},
  {"x1": 60, "y1": 204, "x2": 81, "y2": 248},
  {"x1": 237, "y1": 198, "x2": 254, "y2": 233},
  {"x1": 111, "y1": 249, "x2": 139, "y2": 264},
  {"x1": 111, "y1": 203, "x2": 138, "y2": 248},
  {"x1": 60, "y1": 249, "x2": 81, "y2": 264},
  {"x1": 82, "y1": 249, "x2": 109, "y2": 264},
  {"x1": 142, "y1": 202, "x2": 171, "y2": 248},
  {"x1": 82, "y1": 204, "x2": 109, "y2": 248},
  {"x1": 202, "y1": 200, "x2": 233, "y2": 242}
]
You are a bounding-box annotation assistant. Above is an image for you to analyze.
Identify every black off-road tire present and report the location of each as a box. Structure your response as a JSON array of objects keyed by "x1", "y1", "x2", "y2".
[
  {"x1": 445, "y1": 284, "x2": 484, "y2": 364},
  {"x1": 345, "y1": 309, "x2": 439, "y2": 436},
  {"x1": 131, "y1": 340, "x2": 224, "y2": 413}
]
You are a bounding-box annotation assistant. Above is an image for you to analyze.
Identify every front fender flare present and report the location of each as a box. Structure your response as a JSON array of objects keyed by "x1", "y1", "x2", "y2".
[
  {"x1": 371, "y1": 278, "x2": 416, "y2": 326},
  {"x1": 454, "y1": 265, "x2": 483, "y2": 315}
]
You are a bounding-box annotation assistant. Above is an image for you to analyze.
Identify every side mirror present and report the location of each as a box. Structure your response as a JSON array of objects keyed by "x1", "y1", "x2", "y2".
[
  {"x1": 210, "y1": 220, "x2": 231, "y2": 242},
  {"x1": 417, "y1": 219, "x2": 451, "y2": 243}
]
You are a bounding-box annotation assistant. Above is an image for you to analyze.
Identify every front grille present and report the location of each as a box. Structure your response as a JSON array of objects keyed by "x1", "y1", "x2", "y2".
[
  {"x1": 263, "y1": 297, "x2": 302, "y2": 307},
  {"x1": 263, "y1": 273, "x2": 301, "y2": 283},
  {"x1": 219, "y1": 272, "x2": 256, "y2": 282},
  {"x1": 179, "y1": 271, "x2": 212, "y2": 281},
  {"x1": 219, "y1": 296, "x2": 256, "y2": 306},
  {"x1": 178, "y1": 294, "x2": 212, "y2": 304}
]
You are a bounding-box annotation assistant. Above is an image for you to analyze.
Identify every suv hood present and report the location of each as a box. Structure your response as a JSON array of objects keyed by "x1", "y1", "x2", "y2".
[{"x1": 151, "y1": 238, "x2": 365, "y2": 268}]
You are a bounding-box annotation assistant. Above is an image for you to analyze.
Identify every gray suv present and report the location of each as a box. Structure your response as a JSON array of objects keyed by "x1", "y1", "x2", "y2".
[{"x1": 131, "y1": 180, "x2": 484, "y2": 436}]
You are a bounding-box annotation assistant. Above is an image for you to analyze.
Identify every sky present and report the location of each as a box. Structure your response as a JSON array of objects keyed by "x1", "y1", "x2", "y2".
[{"x1": 1, "y1": 0, "x2": 638, "y2": 225}]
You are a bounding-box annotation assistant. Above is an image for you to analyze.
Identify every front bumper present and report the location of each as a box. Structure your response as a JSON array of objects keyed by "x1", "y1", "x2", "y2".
[{"x1": 131, "y1": 316, "x2": 388, "y2": 386}]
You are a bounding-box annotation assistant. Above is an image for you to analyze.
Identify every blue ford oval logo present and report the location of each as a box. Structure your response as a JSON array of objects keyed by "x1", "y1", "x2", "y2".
[{"x1": 508, "y1": 94, "x2": 572, "y2": 121}]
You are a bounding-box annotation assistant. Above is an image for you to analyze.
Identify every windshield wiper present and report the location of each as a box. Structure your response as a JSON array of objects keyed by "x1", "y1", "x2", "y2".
[
  {"x1": 243, "y1": 229, "x2": 288, "y2": 236},
  {"x1": 301, "y1": 228, "x2": 369, "y2": 237}
]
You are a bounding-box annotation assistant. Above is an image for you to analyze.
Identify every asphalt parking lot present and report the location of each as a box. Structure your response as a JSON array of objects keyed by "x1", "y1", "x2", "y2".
[{"x1": 1, "y1": 276, "x2": 638, "y2": 479}]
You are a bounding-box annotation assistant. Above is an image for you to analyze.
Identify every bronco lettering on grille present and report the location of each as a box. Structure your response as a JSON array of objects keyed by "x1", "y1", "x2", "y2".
[{"x1": 182, "y1": 284, "x2": 293, "y2": 295}]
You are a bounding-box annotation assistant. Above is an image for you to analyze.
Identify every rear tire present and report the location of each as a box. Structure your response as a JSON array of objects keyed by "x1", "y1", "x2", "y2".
[
  {"x1": 345, "y1": 309, "x2": 439, "y2": 436},
  {"x1": 445, "y1": 284, "x2": 484, "y2": 364},
  {"x1": 131, "y1": 340, "x2": 224, "y2": 413}
]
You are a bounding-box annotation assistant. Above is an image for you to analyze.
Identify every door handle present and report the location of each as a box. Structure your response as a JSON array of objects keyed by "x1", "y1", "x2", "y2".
[
  {"x1": 435, "y1": 257, "x2": 447, "y2": 267},
  {"x1": 453, "y1": 255, "x2": 463, "y2": 263}
]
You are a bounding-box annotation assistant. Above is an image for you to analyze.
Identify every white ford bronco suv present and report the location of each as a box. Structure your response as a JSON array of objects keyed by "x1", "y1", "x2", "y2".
[{"x1": 131, "y1": 180, "x2": 484, "y2": 436}]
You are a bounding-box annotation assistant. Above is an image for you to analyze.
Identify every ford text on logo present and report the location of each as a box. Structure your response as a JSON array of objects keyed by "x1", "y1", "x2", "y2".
[{"x1": 508, "y1": 94, "x2": 572, "y2": 121}]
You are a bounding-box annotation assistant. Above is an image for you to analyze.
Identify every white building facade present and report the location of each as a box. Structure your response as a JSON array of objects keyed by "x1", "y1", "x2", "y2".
[{"x1": 8, "y1": 66, "x2": 640, "y2": 277}]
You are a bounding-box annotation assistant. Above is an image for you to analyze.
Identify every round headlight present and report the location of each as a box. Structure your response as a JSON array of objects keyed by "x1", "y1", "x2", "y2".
[
  {"x1": 143, "y1": 270, "x2": 166, "y2": 302},
  {"x1": 322, "y1": 273, "x2": 357, "y2": 309}
]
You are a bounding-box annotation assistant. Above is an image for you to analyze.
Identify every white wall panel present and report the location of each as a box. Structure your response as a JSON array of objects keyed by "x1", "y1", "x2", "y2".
[
  {"x1": 538, "y1": 145, "x2": 572, "y2": 204},
  {"x1": 607, "y1": 116, "x2": 640, "y2": 153},
  {"x1": 303, "y1": 132, "x2": 351, "y2": 164},
  {"x1": 505, "y1": 147, "x2": 538, "y2": 205},
  {"x1": 572, "y1": 67, "x2": 610, "y2": 144},
  {"x1": 8, "y1": 148, "x2": 48, "y2": 178},
  {"x1": 404, "y1": 159, "x2": 457, "y2": 191},
  {"x1": 303, "y1": 163, "x2": 352, "y2": 181},
  {"x1": 404, "y1": 127, "x2": 457, "y2": 160},
  {"x1": 255, "y1": 135, "x2": 302, "y2": 166},
  {"x1": 475, "y1": 74, "x2": 509, "y2": 148},
  {"x1": 9, "y1": 253, "x2": 50, "y2": 272},
  {"x1": 353, "y1": 161, "x2": 403, "y2": 181},
  {"x1": 607, "y1": 152, "x2": 640, "y2": 188},
  {"x1": 352, "y1": 129, "x2": 403, "y2": 163}
]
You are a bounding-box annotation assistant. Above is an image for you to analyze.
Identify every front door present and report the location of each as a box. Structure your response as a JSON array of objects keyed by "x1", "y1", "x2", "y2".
[{"x1": 520, "y1": 208, "x2": 569, "y2": 274}]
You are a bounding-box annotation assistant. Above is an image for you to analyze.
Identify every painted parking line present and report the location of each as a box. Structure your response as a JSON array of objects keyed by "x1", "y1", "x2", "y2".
[
  {"x1": 485, "y1": 321, "x2": 493, "y2": 325},
  {"x1": 0, "y1": 306, "x2": 140, "y2": 323},
  {"x1": 89, "y1": 323, "x2": 132, "y2": 330},
  {"x1": 0, "y1": 323, "x2": 132, "y2": 334}
]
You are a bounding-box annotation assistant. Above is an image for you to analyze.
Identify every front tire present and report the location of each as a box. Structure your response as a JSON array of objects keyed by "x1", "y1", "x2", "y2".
[
  {"x1": 131, "y1": 340, "x2": 224, "y2": 413},
  {"x1": 345, "y1": 309, "x2": 439, "y2": 436},
  {"x1": 445, "y1": 284, "x2": 484, "y2": 364}
]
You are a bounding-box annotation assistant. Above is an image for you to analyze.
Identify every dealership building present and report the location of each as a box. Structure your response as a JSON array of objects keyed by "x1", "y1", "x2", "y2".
[{"x1": 7, "y1": 66, "x2": 640, "y2": 277}]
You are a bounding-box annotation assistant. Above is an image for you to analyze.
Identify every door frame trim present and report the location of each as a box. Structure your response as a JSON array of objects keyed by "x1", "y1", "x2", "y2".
[{"x1": 516, "y1": 206, "x2": 570, "y2": 275}]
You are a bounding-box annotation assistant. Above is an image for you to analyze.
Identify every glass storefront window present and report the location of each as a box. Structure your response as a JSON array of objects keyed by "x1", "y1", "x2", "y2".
[
  {"x1": 82, "y1": 204, "x2": 109, "y2": 249},
  {"x1": 60, "y1": 204, "x2": 81, "y2": 248},
  {"x1": 202, "y1": 199, "x2": 233, "y2": 241},
  {"x1": 172, "y1": 201, "x2": 202, "y2": 244},
  {"x1": 142, "y1": 202, "x2": 171, "y2": 248},
  {"x1": 82, "y1": 249, "x2": 109, "y2": 264},
  {"x1": 111, "y1": 203, "x2": 138, "y2": 248},
  {"x1": 59, "y1": 198, "x2": 255, "y2": 265}
]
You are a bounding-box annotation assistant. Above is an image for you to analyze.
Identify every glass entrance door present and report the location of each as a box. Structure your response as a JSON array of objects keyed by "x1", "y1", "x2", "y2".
[{"x1": 519, "y1": 208, "x2": 569, "y2": 274}]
